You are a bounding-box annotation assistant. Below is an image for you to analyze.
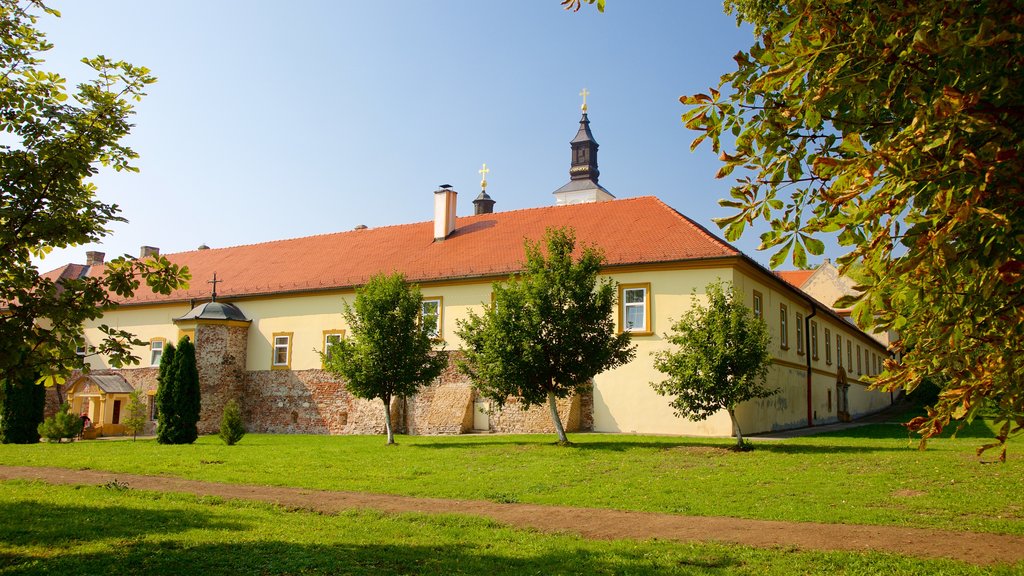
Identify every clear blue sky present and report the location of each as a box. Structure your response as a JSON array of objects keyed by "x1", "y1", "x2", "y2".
[{"x1": 33, "y1": 1, "x2": 808, "y2": 271}]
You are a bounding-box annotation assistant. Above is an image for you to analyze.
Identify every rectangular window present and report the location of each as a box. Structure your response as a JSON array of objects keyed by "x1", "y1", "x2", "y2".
[
  {"x1": 322, "y1": 330, "x2": 344, "y2": 364},
  {"x1": 795, "y1": 313, "x2": 804, "y2": 355},
  {"x1": 810, "y1": 321, "x2": 819, "y2": 360},
  {"x1": 149, "y1": 395, "x2": 158, "y2": 421},
  {"x1": 421, "y1": 297, "x2": 442, "y2": 339},
  {"x1": 619, "y1": 283, "x2": 652, "y2": 334},
  {"x1": 847, "y1": 340, "x2": 853, "y2": 371},
  {"x1": 150, "y1": 338, "x2": 166, "y2": 366},
  {"x1": 75, "y1": 340, "x2": 88, "y2": 367},
  {"x1": 779, "y1": 304, "x2": 789, "y2": 349},
  {"x1": 857, "y1": 345, "x2": 863, "y2": 375},
  {"x1": 836, "y1": 335, "x2": 843, "y2": 368},
  {"x1": 271, "y1": 332, "x2": 293, "y2": 370},
  {"x1": 824, "y1": 328, "x2": 832, "y2": 365},
  {"x1": 752, "y1": 290, "x2": 763, "y2": 319}
]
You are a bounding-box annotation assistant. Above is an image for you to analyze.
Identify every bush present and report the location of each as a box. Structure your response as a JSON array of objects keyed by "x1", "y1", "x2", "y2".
[
  {"x1": 1, "y1": 373, "x2": 46, "y2": 444},
  {"x1": 218, "y1": 399, "x2": 245, "y2": 445},
  {"x1": 37, "y1": 403, "x2": 84, "y2": 443}
]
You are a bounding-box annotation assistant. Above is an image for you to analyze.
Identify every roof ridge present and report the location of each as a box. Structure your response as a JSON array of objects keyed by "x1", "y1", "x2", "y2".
[
  {"x1": 649, "y1": 196, "x2": 739, "y2": 255},
  {"x1": 158, "y1": 195, "x2": 659, "y2": 258}
]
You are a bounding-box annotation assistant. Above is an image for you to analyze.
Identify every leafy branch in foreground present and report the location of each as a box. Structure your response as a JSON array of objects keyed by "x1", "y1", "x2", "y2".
[
  {"x1": 683, "y1": 0, "x2": 1023, "y2": 460},
  {"x1": 0, "y1": 0, "x2": 190, "y2": 401}
]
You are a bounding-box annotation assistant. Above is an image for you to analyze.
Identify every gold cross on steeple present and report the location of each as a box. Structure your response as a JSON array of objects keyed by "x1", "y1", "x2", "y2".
[
  {"x1": 479, "y1": 163, "x2": 489, "y2": 189},
  {"x1": 579, "y1": 88, "x2": 590, "y2": 112}
]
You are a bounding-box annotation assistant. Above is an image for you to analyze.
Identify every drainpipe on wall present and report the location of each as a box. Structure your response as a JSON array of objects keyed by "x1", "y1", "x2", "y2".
[{"x1": 804, "y1": 302, "x2": 818, "y2": 427}]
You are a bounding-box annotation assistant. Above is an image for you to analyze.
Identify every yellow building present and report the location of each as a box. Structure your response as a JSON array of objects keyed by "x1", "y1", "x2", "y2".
[{"x1": 53, "y1": 111, "x2": 892, "y2": 437}]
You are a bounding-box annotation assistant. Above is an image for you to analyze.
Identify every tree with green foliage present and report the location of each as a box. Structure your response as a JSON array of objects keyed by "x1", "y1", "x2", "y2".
[
  {"x1": 156, "y1": 337, "x2": 199, "y2": 444},
  {"x1": 37, "y1": 402, "x2": 82, "y2": 443},
  {"x1": 321, "y1": 273, "x2": 448, "y2": 445},
  {"x1": 122, "y1": 389, "x2": 148, "y2": 441},
  {"x1": 219, "y1": 399, "x2": 245, "y2": 446},
  {"x1": 456, "y1": 227, "x2": 636, "y2": 444},
  {"x1": 679, "y1": 0, "x2": 1024, "y2": 459},
  {"x1": 155, "y1": 341, "x2": 175, "y2": 442},
  {"x1": 0, "y1": 0, "x2": 190, "y2": 406},
  {"x1": 652, "y1": 281, "x2": 774, "y2": 449},
  {"x1": 0, "y1": 371, "x2": 45, "y2": 443}
]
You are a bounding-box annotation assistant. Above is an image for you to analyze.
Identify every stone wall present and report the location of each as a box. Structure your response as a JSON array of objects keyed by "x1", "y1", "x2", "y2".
[
  {"x1": 73, "y1": 350, "x2": 597, "y2": 437},
  {"x1": 242, "y1": 369, "x2": 387, "y2": 434},
  {"x1": 489, "y1": 394, "x2": 582, "y2": 434},
  {"x1": 194, "y1": 323, "x2": 248, "y2": 434},
  {"x1": 403, "y1": 356, "x2": 474, "y2": 435}
]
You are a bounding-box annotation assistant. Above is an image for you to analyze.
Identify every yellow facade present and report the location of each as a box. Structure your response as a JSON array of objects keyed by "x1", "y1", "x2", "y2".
[{"x1": 80, "y1": 257, "x2": 891, "y2": 437}]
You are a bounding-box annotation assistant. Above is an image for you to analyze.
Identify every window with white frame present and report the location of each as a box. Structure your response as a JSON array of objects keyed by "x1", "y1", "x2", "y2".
[
  {"x1": 272, "y1": 332, "x2": 292, "y2": 369},
  {"x1": 836, "y1": 335, "x2": 843, "y2": 368},
  {"x1": 810, "y1": 321, "x2": 819, "y2": 359},
  {"x1": 847, "y1": 340, "x2": 853, "y2": 370},
  {"x1": 752, "y1": 291, "x2": 763, "y2": 319},
  {"x1": 323, "y1": 331, "x2": 344, "y2": 363},
  {"x1": 75, "y1": 340, "x2": 88, "y2": 366},
  {"x1": 421, "y1": 298, "x2": 442, "y2": 339},
  {"x1": 796, "y1": 313, "x2": 805, "y2": 354},
  {"x1": 779, "y1": 304, "x2": 789, "y2": 349},
  {"x1": 619, "y1": 284, "x2": 651, "y2": 333},
  {"x1": 824, "y1": 328, "x2": 832, "y2": 364},
  {"x1": 150, "y1": 339, "x2": 165, "y2": 366}
]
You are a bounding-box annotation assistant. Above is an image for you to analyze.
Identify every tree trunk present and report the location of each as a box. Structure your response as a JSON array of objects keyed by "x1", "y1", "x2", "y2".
[
  {"x1": 728, "y1": 408, "x2": 743, "y2": 448},
  {"x1": 382, "y1": 396, "x2": 395, "y2": 445},
  {"x1": 546, "y1": 390, "x2": 569, "y2": 444}
]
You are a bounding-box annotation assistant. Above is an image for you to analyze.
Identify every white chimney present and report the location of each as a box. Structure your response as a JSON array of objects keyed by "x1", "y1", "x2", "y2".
[{"x1": 433, "y1": 185, "x2": 457, "y2": 241}]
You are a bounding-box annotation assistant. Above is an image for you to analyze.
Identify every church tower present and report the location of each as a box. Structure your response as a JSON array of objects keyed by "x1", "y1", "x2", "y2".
[{"x1": 553, "y1": 89, "x2": 615, "y2": 205}]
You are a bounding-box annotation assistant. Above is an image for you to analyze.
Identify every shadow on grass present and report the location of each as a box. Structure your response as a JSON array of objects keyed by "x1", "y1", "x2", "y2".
[
  {"x1": 0, "y1": 498, "x2": 247, "y2": 547},
  {"x1": 0, "y1": 540, "x2": 741, "y2": 576},
  {"x1": 0, "y1": 498, "x2": 740, "y2": 576},
  {"x1": 815, "y1": 419, "x2": 1002, "y2": 441},
  {"x1": 410, "y1": 437, "x2": 911, "y2": 454}
]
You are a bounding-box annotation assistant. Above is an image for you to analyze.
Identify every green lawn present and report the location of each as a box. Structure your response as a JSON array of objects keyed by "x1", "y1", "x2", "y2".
[
  {"x1": 1, "y1": 420, "x2": 1021, "y2": 535},
  {"x1": 0, "y1": 480, "x2": 1017, "y2": 576}
]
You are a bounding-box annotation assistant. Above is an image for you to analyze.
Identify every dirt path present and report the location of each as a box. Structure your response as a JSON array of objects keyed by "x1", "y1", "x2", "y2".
[{"x1": 2, "y1": 465, "x2": 1022, "y2": 566}]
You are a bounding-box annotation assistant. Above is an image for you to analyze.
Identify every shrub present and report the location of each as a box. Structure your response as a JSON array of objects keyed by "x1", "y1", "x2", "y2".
[
  {"x1": 1, "y1": 373, "x2": 46, "y2": 444},
  {"x1": 37, "y1": 403, "x2": 84, "y2": 443},
  {"x1": 218, "y1": 399, "x2": 245, "y2": 445}
]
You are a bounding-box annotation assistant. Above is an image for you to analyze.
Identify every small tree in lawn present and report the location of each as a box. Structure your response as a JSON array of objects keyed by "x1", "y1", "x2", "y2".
[
  {"x1": 652, "y1": 281, "x2": 774, "y2": 449},
  {"x1": 219, "y1": 399, "x2": 245, "y2": 445},
  {"x1": 155, "y1": 341, "x2": 176, "y2": 443},
  {"x1": 156, "y1": 336, "x2": 200, "y2": 444},
  {"x1": 457, "y1": 227, "x2": 636, "y2": 445},
  {"x1": 122, "y1": 390, "x2": 148, "y2": 441},
  {"x1": 321, "y1": 273, "x2": 448, "y2": 445}
]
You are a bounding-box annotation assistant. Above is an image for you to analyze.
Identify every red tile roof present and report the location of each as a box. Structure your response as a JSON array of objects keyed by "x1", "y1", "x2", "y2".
[
  {"x1": 775, "y1": 269, "x2": 814, "y2": 289},
  {"x1": 40, "y1": 263, "x2": 90, "y2": 283},
  {"x1": 48, "y1": 196, "x2": 739, "y2": 305}
]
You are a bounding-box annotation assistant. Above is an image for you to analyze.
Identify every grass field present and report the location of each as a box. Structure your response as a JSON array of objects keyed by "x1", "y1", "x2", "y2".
[
  {"x1": 0, "y1": 480, "x2": 1018, "y2": 576},
  {"x1": 1, "y1": 420, "x2": 1021, "y2": 535}
]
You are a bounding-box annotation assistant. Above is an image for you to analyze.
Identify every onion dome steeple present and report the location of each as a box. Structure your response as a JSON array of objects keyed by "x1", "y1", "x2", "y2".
[{"x1": 553, "y1": 89, "x2": 614, "y2": 205}]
